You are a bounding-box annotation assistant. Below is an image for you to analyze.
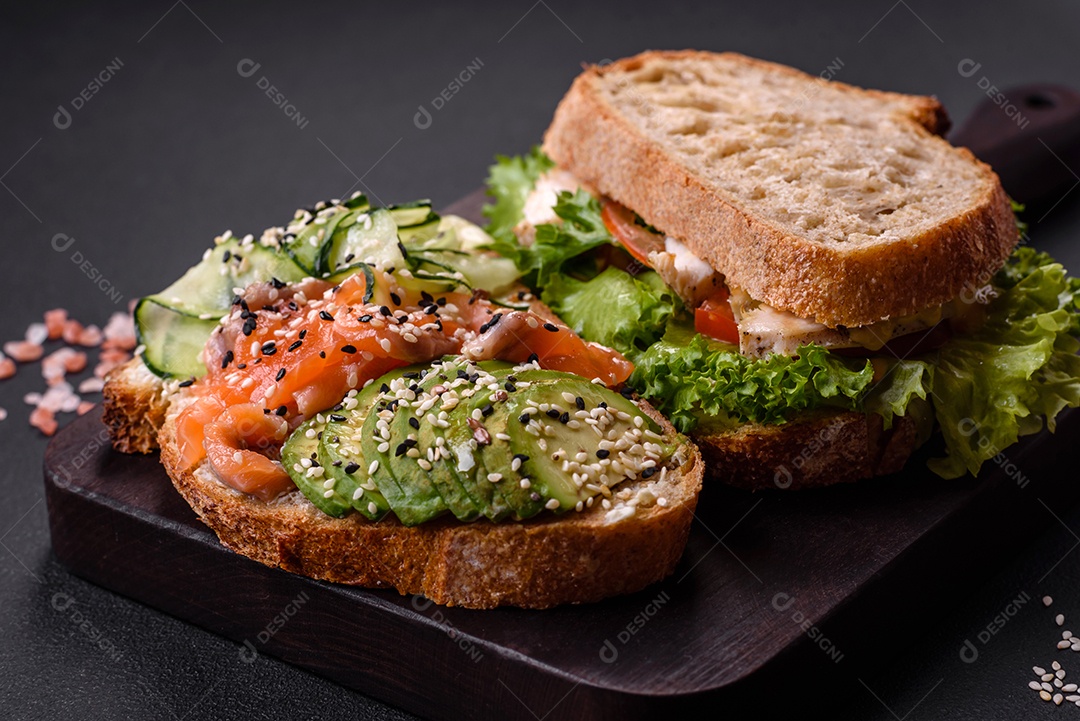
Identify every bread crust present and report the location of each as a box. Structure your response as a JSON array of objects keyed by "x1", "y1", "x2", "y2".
[
  {"x1": 156, "y1": 395, "x2": 703, "y2": 609},
  {"x1": 542, "y1": 50, "x2": 1018, "y2": 328},
  {"x1": 696, "y1": 409, "x2": 918, "y2": 491},
  {"x1": 102, "y1": 357, "x2": 169, "y2": 454}
]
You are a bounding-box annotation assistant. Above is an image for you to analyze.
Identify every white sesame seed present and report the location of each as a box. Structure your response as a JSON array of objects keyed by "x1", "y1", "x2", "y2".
[
  {"x1": 495, "y1": 432, "x2": 511, "y2": 442},
  {"x1": 1066, "y1": 684, "x2": 1079, "y2": 693},
  {"x1": 1045, "y1": 596, "x2": 1054, "y2": 607},
  {"x1": 1059, "y1": 641, "x2": 1072, "y2": 649},
  {"x1": 1041, "y1": 690, "x2": 1052, "y2": 701},
  {"x1": 322, "y1": 490, "x2": 334, "y2": 498},
  {"x1": 232, "y1": 451, "x2": 243, "y2": 464},
  {"x1": 352, "y1": 488, "x2": 364, "y2": 500},
  {"x1": 322, "y1": 478, "x2": 335, "y2": 489},
  {"x1": 1054, "y1": 661, "x2": 1063, "y2": 671},
  {"x1": 379, "y1": 338, "x2": 392, "y2": 352},
  {"x1": 377, "y1": 442, "x2": 389, "y2": 453},
  {"x1": 418, "y1": 459, "x2": 432, "y2": 471},
  {"x1": 1044, "y1": 681, "x2": 1056, "y2": 690},
  {"x1": 1046, "y1": 673, "x2": 1058, "y2": 682},
  {"x1": 1057, "y1": 679, "x2": 1065, "y2": 688},
  {"x1": 368, "y1": 460, "x2": 379, "y2": 475},
  {"x1": 1059, "y1": 669, "x2": 1067, "y2": 679},
  {"x1": 1058, "y1": 614, "x2": 1066, "y2": 626},
  {"x1": 487, "y1": 473, "x2": 502, "y2": 483},
  {"x1": 368, "y1": 502, "x2": 378, "y2": 515},
  {"x1": 545, "y1": 498, "x2": 560, "y2": 510},
  {"x1": 657, "y1": 497, "x2": 669, "y2": 507},
  {"x1": 1030, "y1": 681, "x2": 1044, "y2": 691}
]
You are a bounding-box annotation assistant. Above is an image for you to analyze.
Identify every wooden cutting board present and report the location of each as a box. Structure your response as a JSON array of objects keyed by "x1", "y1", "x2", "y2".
[{"x1": 44, "y1": 85, "x2": 1080, "y2": 719}]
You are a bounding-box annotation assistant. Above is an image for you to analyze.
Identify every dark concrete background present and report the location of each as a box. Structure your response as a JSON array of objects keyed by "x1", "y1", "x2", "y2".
[{"x1": 3, "y1": 1, "x2": 1080, "y2": 718}]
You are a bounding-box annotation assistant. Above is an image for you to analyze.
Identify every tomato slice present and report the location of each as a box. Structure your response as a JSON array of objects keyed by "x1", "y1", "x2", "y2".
[
  {"x1": 695, "y1": 289, "x2": 740, "y2": 345},
  {"x1": 601, "y1": 199, "x2": 666, "y2": 266}
]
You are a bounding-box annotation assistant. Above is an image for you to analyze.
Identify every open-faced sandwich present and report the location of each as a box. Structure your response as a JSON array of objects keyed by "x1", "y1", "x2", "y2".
[
  {"x1": 485, "y1": 50, "x2": 1080, "y2": 490},
  {"x1": 103, "y1": 198, "x2": 703, "y2": 609}
]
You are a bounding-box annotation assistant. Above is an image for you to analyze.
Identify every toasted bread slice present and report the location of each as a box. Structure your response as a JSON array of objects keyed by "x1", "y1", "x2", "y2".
[
  {"x1": 156, "y1": 392, "x2": 703, "y2": 609},
  {"x1": 102, "y1": 357, "x2": 170, "y2": 454},
  {"x1": 697, "y1": 409, "x2": 919, "y2": 491},
  {"x1": 542, "y1": 50, "x2": 1018, "y2": 327}
]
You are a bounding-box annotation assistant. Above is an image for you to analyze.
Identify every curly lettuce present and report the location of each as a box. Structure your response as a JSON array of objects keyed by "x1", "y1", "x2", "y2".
[
  {"x1": 629, "y1": 330, "x2": 874, "y2": 433},
  {"x1": 919, "y1": 248, "x2": 1080, "y2": 478}
]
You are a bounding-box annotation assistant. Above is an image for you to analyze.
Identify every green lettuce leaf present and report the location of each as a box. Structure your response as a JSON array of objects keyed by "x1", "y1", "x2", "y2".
[
  {"x1": 542, "y1": 267, "x2": 680, "y2": 358},
  {"x1": 489, "y1": 188, "x2": 615, "y2": 288},
  {"x1": 924, "y1": 248, "x2": 1080, "y2": 478},
  {"x1": 629, "y1": 330, "x2": 874, "y2": 433},
  {"x1": 482, "y1": 146, "x2": 553, "y2": 245}
]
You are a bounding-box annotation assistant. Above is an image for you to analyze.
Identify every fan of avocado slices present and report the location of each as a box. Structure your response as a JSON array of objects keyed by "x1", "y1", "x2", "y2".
[{"x1": 481, "y1": 147, "x2": 1080, "y2": 480}]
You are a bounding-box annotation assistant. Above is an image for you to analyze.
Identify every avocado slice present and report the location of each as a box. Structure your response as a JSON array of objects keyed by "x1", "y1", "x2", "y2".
[
  {"x1": 386, "y1": 359, "x2": 483, "y2": 521},
  {"x1": 283, "y1": 415, "x2": 352, "y2": 517},
  {"x1": 361, "y1": 366, "x2": 450, "y2": 526},
  {"x1": 507, "y1": 376, "x2": 672, "y2": 513},
  {"x1": 319, "y1": 377, "x2": 405, "y2": 520}
]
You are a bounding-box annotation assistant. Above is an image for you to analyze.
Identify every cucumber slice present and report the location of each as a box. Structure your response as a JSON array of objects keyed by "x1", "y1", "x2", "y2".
[
  {"x1": 324, "y1": 208, "x2": 404, "y2": 273},
  {"x1": 135, "y1": 299, "x2": 220, "y2": 378},
  {"x1": 152, "y1": 238, "x2": 306, "y2": 317},
  {"x1": 410, "y1": 216, "x2": 520, "y2": 294}
]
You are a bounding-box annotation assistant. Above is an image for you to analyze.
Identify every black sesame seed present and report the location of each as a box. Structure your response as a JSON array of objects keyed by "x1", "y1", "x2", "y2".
[
  {"x1": 330, "y1": 414, "x2": 347, "y2": 423},
  {"x1": 319, "y1": 351, "x2": 326, "y2": 359},
  {"x1": 340, "y1": 344, "x2": 357, "y2": 354},
  {"x1": 379, "y1": 306, "x2": 391, "y2": 317},
  {"x1": 425, "y1": 305, "x2": 438, "y2": 315},
  {"x1": 408, "y1": 417, "x2": 420, "y2": 430},
  {"x1": 288, "y1": 340, "x2": 303, "y2": 352},
  {"x1": 545, "y1": 408, "x2": 560, "y2": 419},
  {"x1": 271, "y1": 277, "x2": 287, "y2": 289},
  {"x1": 390, "y1": 292, "x2": 401, "y2": 306},
  {"x1": 261, "y1": 341, "x2": 277, "y2": 355},
  {"x1": 504, "y1": 381, "x2": 516, "y2": 392},
  {"x1": 242, "y1": 319, "x2": 256, "y2": 336},
  {"x1": 344, "y1": 462, "x2": 361, "y2": 474},
  {"x1": 275, "y1": 368, "x2": 287, "y2": 382},
  {"x1": 222, "y1": 250, "x2": 231, "y2": 262},
  {"x1": 178, "y1": 378, "x2": 195, "y2": 388},
  {"x1": 457, "y1": 370, "x2": 469, "y2": 380},
  {"x1": 359, "y1": 314, "x2": 373, "y2": 323},
  {"x1": 403, "y1": 371, "x2": 420, "y2": 379},
  {"x1": 620, "y1": 388, "x2": 635, "y2": 399},
  {"x1": 299, "y1": 329, "x2": 308, "y2": 340},
  {"x1": 263, "y1": 408, "x2": 271, "y2": 414},
  {"x1": 575, "y1": 396, "x2": 585, "y2": 410},
  {"x1": 527, "y1": 353, "x2": 539, "y2": 363},
  {"x1": 481, "y1": 404, "x2": 494, "y2": 417},
  {"x1": 397, "y1": 315, "x2": 408, "y2": 324},
  {"x1": 403, "y1": 438, "x2": 418, "y2": 448},
  {"x1": 331, "y1": 460, "x2": 342, "y2": 467},
  {"x1": 599, "y1": 402, "x2": 608, "y2": 409},
  {"x1": 394, "y1": 443, "x2": 408, "y2": 457},
  {"x1": 420, "y1": 290, "x2": 433, "y2": 304},
  {"x1": 559, "y1": 412, "x2": 570, "y2": 424},
  {"x1": 236, "y1": 363, "x2": 247, "y2": 370},
  {"x1": 319, "y1": 310, "x2": 334, "y2": 322},
  {"x1": 543, "y1": 322, "x2": 559, "y2": 332},
  {"x1": 436, "y1": 297, "x2": 447, "y2": 307},
  {"x1": 596, "y1": 449, "x2": 611, "y2": 459},
  {"x1": 518, "y1": 413, "x2": 531, "y2": 424},
  {"x1": 642, "y1": 467, "x2": 657, "y2": 478},
  {"x1": 344, "y1": 253, "x2": 355, "y2": 263},
  {"x1": 513, "y1": 454, "x2": 529, "y2": 463},
  {"x1": 275, "y1": 405, "x2": 288, "y2": 416},
  {"x1": 232, "y1": 295, "x2": 243, "y2": 306},
  {"x1": 380, "y1": 383, "x2": 390, "y2": 393},
  {"x1": 221, "y1": 350, "x2": 234, "y2": 369}
]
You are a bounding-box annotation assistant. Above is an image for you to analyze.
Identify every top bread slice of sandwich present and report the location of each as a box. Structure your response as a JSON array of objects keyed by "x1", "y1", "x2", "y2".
[{"x1": 541, "y1": 50, "x2": 1019, "y2": 329}]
